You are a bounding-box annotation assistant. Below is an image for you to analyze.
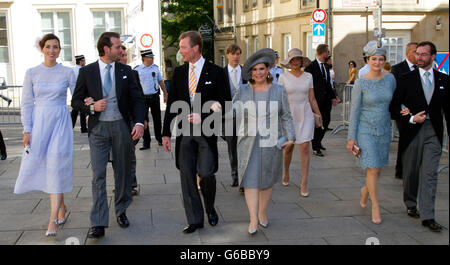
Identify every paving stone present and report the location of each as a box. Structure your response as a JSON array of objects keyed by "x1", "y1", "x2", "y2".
[
  {"x1": 262, "y1": 217, "x2": 374, "y2": 240},
  {"x1": 16, "y1": 228, "x2": 89, "y2": 245},
  {"x1": 0, "y1": 199, "x2": 39, "y2": 214},
  {"x1": 297, "y1": 200, "x2": 389, "y2": 218},
  {"x1": 324, "y1": 232, "x2": 420, "y2": 245},
  {"x1": 0, "y1": 231, "x2": 23, "y2": 245},
  {"x1": 198, "y1": 222, "x2": 268, "y2": 244},
  {"x1": 405, "y1": 230, "x2": 449, "y2": 245}
]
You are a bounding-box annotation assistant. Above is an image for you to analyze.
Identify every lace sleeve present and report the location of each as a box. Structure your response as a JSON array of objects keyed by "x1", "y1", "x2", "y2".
[{"x1": 347, "y1": 80, "x2": 363, "y2": 141}]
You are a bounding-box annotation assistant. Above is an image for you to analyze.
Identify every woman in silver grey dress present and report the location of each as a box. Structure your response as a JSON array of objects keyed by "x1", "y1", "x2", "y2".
[{"x1": 233, "y1": 49, "x2": 295, "y2": 234}]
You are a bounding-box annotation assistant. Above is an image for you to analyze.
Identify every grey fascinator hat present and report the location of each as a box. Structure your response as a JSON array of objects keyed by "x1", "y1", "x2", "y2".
[
  {"x1": 242, "y1": 48, "x2": 276, "y2": 81},
  {"x1": 363, "y1": 41, "x2": 387, "y2": 57}
]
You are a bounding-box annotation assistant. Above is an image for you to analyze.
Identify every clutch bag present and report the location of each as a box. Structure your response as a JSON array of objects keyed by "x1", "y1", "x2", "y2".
[
  {"x1": 313, "y1": 113, "x2": 323, "y2": 129},
  {"x1": 352, "y1": 144, "x2": 361, "y2": 158},
  {"x1": 277, "y1": 136, "x2": 288, "y2": 150}
]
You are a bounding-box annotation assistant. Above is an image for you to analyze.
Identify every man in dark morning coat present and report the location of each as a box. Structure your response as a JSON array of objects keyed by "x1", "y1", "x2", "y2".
[{"x1": 162, "y1": 31, "x2": 231, "y2": 234}]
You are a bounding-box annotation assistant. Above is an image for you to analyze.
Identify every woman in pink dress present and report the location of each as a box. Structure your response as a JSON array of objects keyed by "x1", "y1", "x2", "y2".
[{"x1": 278, "y1": 48, "x2": 321, "y2": 197}]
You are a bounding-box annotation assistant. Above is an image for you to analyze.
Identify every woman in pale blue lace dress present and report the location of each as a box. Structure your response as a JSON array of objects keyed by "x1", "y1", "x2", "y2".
[
  {"x1": 14, "y1": 34, "x2": 75, "y2": 236},
  {"x1": 346, "y1": 42, "x2": 396, "y2": 225}
]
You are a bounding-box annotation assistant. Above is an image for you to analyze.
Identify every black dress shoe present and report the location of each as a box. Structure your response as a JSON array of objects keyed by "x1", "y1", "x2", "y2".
[
  {"x1": 139, "y1": 146, "x2": 150, "y2": 150},
  {"x1": 207, "y1": 209, "x2": 219, "y2": 226},
  {"x1": 183, "y1": 223, "x2": 204, "y2": 234},
  {"x1": 81, "y1": 129, "x2": 88, "y2": 133},
  {"x1": 319, "y1": 145, "x2": 326, "y2": 151},
  {"x1": 0, "y1": 153, "x2": 6, "y2": 160},
  {"x1": 88, "y1": 226, "x2": 105, "y2": 238},
  {"x1": 407, "y1": 207, "x2": 420, "y2": 219},
  {"x1": 313, "y1": 150, "x2": 324, "y2": 157},
  {"x1": 422, "y1": 219, "x2": 443, "y2": 232},
  {"x1": 117, "y1": 213, "x2": 130, "y2": 228},
  {"x1": 395, "y1": 173, "x2": 403, "y2": 179},
  {"x1": 230, "y1": 179, "x2": 239, "y2": 187}
]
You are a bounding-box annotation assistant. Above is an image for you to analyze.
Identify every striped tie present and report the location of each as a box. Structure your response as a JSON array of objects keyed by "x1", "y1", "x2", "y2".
[{"x1": 189, "y1": 64, "x2": 197, "y2": 97}]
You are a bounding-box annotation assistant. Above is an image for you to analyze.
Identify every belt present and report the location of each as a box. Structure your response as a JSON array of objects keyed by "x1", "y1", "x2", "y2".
[{"x1": 144, "y1": 93, "x2": 159, "y2": 98}]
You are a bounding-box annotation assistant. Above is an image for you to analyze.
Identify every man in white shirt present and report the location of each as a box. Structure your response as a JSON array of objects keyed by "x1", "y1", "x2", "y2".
[{"x1": 222, "y1": 44, "x2": 247, "y2": 190}]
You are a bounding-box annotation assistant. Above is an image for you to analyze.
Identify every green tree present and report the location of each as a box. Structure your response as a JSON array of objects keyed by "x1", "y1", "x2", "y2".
[{"x1": 161, "y1": 0, "x2": 214, "y2": 61}]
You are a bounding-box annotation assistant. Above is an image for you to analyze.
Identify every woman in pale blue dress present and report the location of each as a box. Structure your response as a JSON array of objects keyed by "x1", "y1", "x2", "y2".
[
  {"x1": 15, "y1": 34, "x2": 75, "y2": 236},
  {"x1": 346, "y1": 41, "x2": 396, "y2": 224}
]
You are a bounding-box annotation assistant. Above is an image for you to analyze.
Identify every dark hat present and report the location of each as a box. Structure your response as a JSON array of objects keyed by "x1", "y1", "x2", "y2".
[
  {"x1": 141, "y1": 49, "x2": 154, "y2": 58},
  {"x1": 75, "y1": 55, "x2": 85, "y2": 60},
  {"x1": 242, "y1": 48, "x2": 276, "y2": 81}
]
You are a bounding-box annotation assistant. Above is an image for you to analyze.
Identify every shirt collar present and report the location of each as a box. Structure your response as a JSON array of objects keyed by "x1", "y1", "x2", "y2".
[
  {"x1": 228, "y1": 64, "x2": 240, "y2": 72},
  {"x1": 316, "y1": 58, "x2": 325, "y2": 64},
  {"x1": 190, "y1": 56, "x2": 205, "y2": 70},
  {"x1": 419, "y1": 67, "x2": 433, "y2": 77},
  {"x1": 98, "y1": 59, "x2": 115, "y2": 70},
  {"x1": 405, "y1": 59, "x2": 415, "y2": 70}
]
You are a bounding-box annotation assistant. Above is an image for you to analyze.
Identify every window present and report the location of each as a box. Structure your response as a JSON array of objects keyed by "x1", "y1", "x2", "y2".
[
  {"x1": 40, "y1": 11, "x2": 73, "y2": 62},
  {"x1": 263, "y1": 0, "x2": 272, "y2": 5},
  {"x1": 302, "y1": 0, "x2": 315, "y2": 7},
  {"x1": 252, "y1": 0, "x2": 258, "y2": 8},
  {"x1": 265, "y1": 35, "x2": 272, "y2": 49},
  {"x1": 254, "y1": 37, "x2": 259, "y2": 52},
  {"x1": 0, "y1": 13, "x2": 9, "y2": 63},
  {"x1": 283, "y1": 34, "x2": 291, "y2": 59},
  {"x1": 306, "y1": 32, "x2": 315, "y2": 61},
  {"x1": 226, "y1": 0, "x2": 233, "y2": 20},
  {"x1": 217, "y1": 1, "x2": 224, "y2": 23},
  {"x1": 382, "y1": 37, "x2": 404, "y2": 65},
  {"x1": 93, "y1": 11, "x2": 123, "y2": 45},
  {"x1": 244, "y1": 0, "x2": 250, "y2": 11}
]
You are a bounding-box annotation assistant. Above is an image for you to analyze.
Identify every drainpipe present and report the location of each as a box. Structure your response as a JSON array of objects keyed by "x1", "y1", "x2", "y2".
[{"x1": 328, "y1": 0, "x2": 332, "y2": 52}]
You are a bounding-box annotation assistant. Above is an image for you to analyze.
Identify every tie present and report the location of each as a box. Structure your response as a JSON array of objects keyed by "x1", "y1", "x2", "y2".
[
  {"x1": 231, "y1": 68, "x2": 238, "y2": 92},
  {"x1": 412, "y1": 65, "x2": 418, "y2": 71},
  {"x1": 103, "y1": 64, "x2": 112, "y2": 97},
  {"x1": 320, "y1": 63, "x2": 327, "y2": 83},
  {"x1": 189, "y1": 64, "x2": 197, "y2": 98},
  {"x1": 424, "y1": 71, "x2": 433, "y2": 104}
]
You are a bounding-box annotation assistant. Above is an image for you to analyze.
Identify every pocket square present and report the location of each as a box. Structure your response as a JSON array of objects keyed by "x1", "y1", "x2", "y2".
[
  {"x1": 205, "y1": 81, "x2": 212, "y2": 85},
  {"x1": 123, "y1": 76, "x2": 127, "y2": 79},
  {"x1": 440, "y1": 86, "x2": 444, "y2": 89}
]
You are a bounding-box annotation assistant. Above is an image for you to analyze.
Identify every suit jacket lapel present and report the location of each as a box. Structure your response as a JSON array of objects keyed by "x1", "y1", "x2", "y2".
[
  {"x1": 196, "y1": 61, "x2": 209, "y2": 95},
  {"x1": 182, "y1": 63, "x2": 190, "y2": 104},
  {"x1": 429, "y1": 69, "x2": 441, "y2": 106},
  {"x1": 93, "y1": 61, "x2": 103, "y2": 99},
  {"x1": 115, "y1": 63, "x2": 122, "y2": 101}
]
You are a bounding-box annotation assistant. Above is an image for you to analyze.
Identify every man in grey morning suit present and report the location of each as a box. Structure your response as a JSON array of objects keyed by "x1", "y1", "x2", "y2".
[
  {"x1": 71, "y1": 32, "x2": 145, "y2": 238},
  {"x1": 390, "y1": 41, "x2": 449, "y2": 232}
]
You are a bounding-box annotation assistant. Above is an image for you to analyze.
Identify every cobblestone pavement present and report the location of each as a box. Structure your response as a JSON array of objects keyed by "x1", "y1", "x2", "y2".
[{"x1": 0, "y1": 106, "x2": 448, "y2": 245}]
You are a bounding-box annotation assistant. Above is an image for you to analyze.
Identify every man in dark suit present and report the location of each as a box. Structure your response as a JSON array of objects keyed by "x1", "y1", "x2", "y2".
[
  {"x1": 390, "y1": 42, "x2": 418, "y2": 179},
  {"x1": 390, "y1": 41, "x2": 449, "y2": 232},
  {"x1": 222, "y1": 44, "x2": 247, "y2": 189},
  {"x1": 71, "y1": 32, "x2": 145, "y2": 238},
  {"x1": 162, "y1": 31, "x2": 231, "y2": 234},
  {"x1": 305, "y1": 44, "x2": 339, "y2": 156}
]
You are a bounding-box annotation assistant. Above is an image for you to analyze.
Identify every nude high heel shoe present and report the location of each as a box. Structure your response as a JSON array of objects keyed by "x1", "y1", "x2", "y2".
[{"x1": 57, "y1": 206, "x2": 67, "y2": 225}]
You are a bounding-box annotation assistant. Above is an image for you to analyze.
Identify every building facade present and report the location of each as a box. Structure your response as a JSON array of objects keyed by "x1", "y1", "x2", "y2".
[
  {"x1": 213, "y1": 0, "x2": 449, "y2": 83},
  {"x1": 0, "y1": 0, "x2": 162, "y2": 87}
]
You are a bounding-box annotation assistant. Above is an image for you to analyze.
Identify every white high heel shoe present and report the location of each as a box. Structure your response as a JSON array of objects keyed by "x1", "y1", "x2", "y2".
[
  {"x1": 57, "y1": 206, "x2": 67, "y2": 225},
  {"x1": 45, "y1": 219, "x2": 59, "y2": 237}
]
